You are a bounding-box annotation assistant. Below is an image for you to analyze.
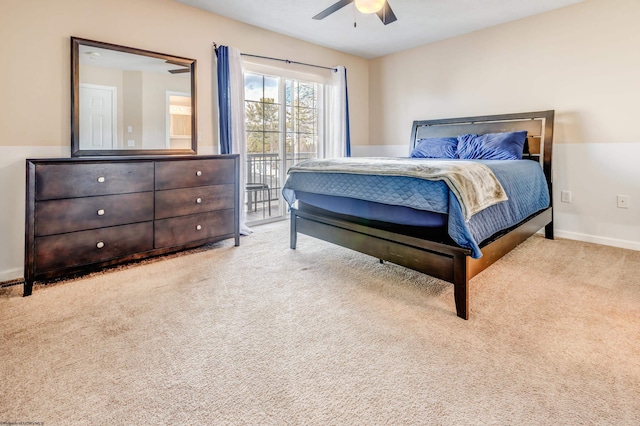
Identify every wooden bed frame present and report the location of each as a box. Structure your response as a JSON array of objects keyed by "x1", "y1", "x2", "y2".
[{"x1": 289, "y1": 110, "x2": 555, "y2": 319}]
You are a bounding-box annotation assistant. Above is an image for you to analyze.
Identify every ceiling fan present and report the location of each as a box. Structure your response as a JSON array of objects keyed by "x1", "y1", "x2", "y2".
[
  {"x1": 166, "y1": 60, "x2": 190, "y2": 74},
  {"x1": 313, "y1": 0, "x2": 397, "y2": 25}
]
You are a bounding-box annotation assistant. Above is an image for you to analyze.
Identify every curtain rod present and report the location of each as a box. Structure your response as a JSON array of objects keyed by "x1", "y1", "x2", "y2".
[{"x1": 213, "y1": 43, "x2": 337, "y2": 72}]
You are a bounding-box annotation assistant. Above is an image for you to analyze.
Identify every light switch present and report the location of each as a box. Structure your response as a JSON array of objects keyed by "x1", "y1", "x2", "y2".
[{"x1": 127, "y1": 126, "x2": 133, "y2": 133}]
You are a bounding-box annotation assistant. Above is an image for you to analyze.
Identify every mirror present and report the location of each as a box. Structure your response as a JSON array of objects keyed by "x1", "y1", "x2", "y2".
[{"x1": 71, "y1": 37, "x2": 197, "y2": 156}]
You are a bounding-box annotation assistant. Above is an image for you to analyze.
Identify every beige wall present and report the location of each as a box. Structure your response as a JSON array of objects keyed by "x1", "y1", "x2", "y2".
[
  {"x1": 369, "y1": 0, "x2": 640, "y2": 146},
  {"x1": 0, "y1": 0, "x2": 369, "y2": 281},
  {"x1": 141, "y1": 72, "x2": 191, "y2": 149}
]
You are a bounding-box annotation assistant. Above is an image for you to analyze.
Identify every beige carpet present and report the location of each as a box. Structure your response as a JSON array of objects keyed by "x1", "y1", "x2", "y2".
[{"x1": 1, "y1": 220, "x2": 639, "y2": 425}]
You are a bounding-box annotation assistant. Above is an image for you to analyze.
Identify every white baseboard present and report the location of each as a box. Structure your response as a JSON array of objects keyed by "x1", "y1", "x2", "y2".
[
  {"x1": 0, "y1": 268, "x2": 23, "y2": 285},
  {"x1": 555, "y1": 230, "x2": 640, "y2": 252}
]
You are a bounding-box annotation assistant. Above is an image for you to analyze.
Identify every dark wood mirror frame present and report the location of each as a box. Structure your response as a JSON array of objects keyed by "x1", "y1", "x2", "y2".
[{"x1": 71, "y1": 37, "x2": 197, "y2": 157}]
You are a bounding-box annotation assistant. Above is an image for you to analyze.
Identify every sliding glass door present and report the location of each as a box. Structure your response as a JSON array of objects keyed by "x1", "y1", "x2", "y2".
[{"x1": 244, "y1": 70, "x2": 322, "y2": 224}]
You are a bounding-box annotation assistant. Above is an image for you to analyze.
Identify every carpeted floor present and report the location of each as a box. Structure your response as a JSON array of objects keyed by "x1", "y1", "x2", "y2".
[{"x1": 1, "y1": 220, "x2": 639, "y2": 425}]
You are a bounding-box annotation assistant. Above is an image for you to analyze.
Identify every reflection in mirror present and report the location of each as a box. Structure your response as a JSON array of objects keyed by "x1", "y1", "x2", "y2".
[
  {"x1": 167, "y1": 92, "x2": 192, "y2": 148},
  {"x1": 71, "y1": 37, "x2": 197, "y2": 156}
]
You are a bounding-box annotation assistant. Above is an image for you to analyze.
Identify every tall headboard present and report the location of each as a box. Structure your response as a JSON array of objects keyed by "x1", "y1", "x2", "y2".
[{"x1": 409, "y1": 110, "x2": 555, "y2": 189}]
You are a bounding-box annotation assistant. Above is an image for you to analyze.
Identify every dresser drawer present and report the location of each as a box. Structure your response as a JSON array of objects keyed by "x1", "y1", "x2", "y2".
[
  {"x1": 35, "y1": 162, "x2": 154, "y2": 200},
  {"x1": 35, "y1": 192, "x2": 154, "y2": 236},
  {"x1": 155, "y1": 158, "x2": 235, "y2": 190},
  {"x1": 154, "y1": 210, "x2": 235, "y2": 248},
  {"x1": 155, "y1": 184, "x2": 234, "y2": 220},
  {"x1": 34, "y1": 222, "x2": 153, "y2": 274}
]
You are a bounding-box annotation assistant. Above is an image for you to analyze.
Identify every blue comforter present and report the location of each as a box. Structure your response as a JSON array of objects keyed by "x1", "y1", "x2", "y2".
[{"x1": 282, "y1": 159, "x2": 550, "y2": 258}]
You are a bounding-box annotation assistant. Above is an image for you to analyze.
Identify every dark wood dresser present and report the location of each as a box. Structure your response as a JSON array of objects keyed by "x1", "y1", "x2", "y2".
[{"x1": 24, "y1": 155, "x2": 239, "y2": 296}]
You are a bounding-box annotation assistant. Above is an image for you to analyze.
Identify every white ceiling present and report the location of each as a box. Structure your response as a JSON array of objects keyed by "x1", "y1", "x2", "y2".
[{"x1": 177, "y1": 0, "x2": 583, "y2": 59}]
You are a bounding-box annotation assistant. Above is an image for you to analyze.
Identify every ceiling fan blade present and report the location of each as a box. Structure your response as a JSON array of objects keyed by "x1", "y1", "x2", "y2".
[
  {"x1": 313, "y1": 0, "x2": 354, "y2": 20},
  {"x1": 376, "y1": 1, "x2": 397, "y2": 25},
  {"x1": 165, "y1": 60, "x2": 188, "y2": 67}
]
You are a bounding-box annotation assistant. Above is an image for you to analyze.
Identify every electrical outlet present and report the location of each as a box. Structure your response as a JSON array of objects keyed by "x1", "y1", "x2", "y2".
[
  {"x1": 561, "y1": 190, "x2": 572, "y2": 203},
  {"x1": 617, "y1": 195, "x2": 629, "y2": 209},
  {"x1": 127, "y1": 140, "x2": 135, "y2": 147}
]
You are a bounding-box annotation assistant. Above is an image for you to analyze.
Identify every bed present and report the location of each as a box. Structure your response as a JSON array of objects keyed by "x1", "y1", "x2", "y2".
[{"x1": 283, "y1": 111, "x2": 554, "y2": 319}]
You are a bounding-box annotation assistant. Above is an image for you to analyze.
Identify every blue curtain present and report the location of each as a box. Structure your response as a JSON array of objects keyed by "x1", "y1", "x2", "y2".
[
  {"x1": 344, "y1": 67, "x2": 351, "y2": 157},
  {"x1": 216, "y1": 46, "x2": 232, "y2": 155}
]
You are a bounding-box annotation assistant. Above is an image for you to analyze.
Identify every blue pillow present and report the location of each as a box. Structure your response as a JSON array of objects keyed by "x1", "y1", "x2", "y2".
[
  {"x1": 457, "y1": 131, "x2": 527, "y2": 160},
  {"x1": 410, "y1": 137, "x2": 458, "y2": 159}
]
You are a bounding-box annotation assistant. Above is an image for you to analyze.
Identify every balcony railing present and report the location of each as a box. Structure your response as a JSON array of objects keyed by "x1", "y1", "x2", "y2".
[{"x1": 246, "y1": 152, "x2": 315, "y2": 220}]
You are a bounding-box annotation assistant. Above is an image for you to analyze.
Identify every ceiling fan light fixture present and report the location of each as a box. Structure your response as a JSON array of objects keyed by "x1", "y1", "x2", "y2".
[{"x1": 354, "y1": 0, "x2": 385, "y2": 14}]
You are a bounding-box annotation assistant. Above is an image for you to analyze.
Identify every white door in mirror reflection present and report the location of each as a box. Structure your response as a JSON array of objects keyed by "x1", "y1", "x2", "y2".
[{"x1": 80, "y1": 83, "x2": 117, "y2": 150}]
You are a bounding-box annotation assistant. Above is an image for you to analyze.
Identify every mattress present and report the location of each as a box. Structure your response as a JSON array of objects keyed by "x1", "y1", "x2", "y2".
[
  {"x1": 294, "y1": 191, "x2": 448, "y2": 227},
  {"x1": 282, "y1": 159, "x2": 550, "y2": 258}
]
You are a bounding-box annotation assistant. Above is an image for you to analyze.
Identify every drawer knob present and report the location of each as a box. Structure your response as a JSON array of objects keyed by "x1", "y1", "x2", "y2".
[
  {"x1": 195, "y1": 224, "x2": 202, "y2": 231},
  {"x1": 196, "y1": 197, "x2": 202, "y2": 204},
  {"x1": 97, "y1": 176, "x2": 106, "y2": 183},
  {"x1": 96, "y1": 241, "x2": 105, "y2": 249},
  {"x1": 97, "y1": 209, "x2": 105, "y2": 216},
  {"x1": 196, "y1": 170, "x2": 202, "y2": 177}
]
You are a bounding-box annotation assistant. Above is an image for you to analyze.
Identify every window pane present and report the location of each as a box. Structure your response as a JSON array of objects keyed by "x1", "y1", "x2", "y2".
[
  {"x1": 264, "y1": 131, "x2": 279, "y2": 153},
  {"x1": 263, "y1": 104, "x2": 279, "y2": 131},
  {"x1": 297, "y1": 83, "x2": 316, "y2": 108},
  {"x1": 297, "y1": 107, "x2": 316, "y2": 134},
  {"x1": 244, "y1": 73, "x2": 263, "y2": 102},
  {"x1": 285, "y1": 132, "x2": 293, "y2": 153},
  {"x1": 285, "y1": 106, "x2": 294, "y2": 132},
  {"x1": 284, "y1": 134, "x2": 292, "y2": 171},
  {"x1": 247, "y1": 152, "x2": 264, "y2": 183},
  {"x1": 246, "y1": 131, "x2": 265, "y2": 154},
  {"x1": 285, "y1": 81, "x2": 292, "y2": 106},
  {"x1": 298, "y1": 134, "x2": 315, "y2": 154},
  {"x1": 245, "y1": 101, "x2": 264, "y2": 131},
  {"x1": 264, "y1": 76, "x2": 279, "y2": 103}
]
